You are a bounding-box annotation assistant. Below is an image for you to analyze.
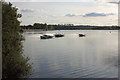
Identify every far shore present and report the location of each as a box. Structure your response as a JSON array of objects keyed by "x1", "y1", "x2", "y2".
[
  {"x1": 23, "y1": 29, "x2": 45, "y2": 32},
  {"x1": 23, "y1": 29, "x2": 119, "y2": 32}
]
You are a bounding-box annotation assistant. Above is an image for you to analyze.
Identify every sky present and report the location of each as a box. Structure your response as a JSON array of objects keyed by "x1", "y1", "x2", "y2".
[{"x1": 5, "y1": 0, "x2": 119, "y2": 26}]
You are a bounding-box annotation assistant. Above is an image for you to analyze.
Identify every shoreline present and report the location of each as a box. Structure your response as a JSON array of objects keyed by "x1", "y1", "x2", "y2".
[
  {"x1": 23, "y1": 29, "x2": 45, "y2": 32},
  {"x1": 23, "y1": 29, "x2": 118, "y2": 32}
]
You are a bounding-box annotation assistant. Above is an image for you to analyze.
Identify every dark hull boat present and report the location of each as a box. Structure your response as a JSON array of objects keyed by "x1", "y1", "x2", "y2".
[
  {"x1": 55, "y1": 34, "x2": 64, "y2": 38},
  {"x1": 40, "y1": 35, "x2": 53, "y2": 39},
  {"x1": 79, "y1": 34, "x2": 85, "y2": 37}
]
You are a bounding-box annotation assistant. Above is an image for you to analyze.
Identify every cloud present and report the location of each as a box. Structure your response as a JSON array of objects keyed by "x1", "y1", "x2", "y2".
[
  {"x1": 5, "y1": 0, "x2": 37, "y2": 2},
  {"x1": 94, "y1": 0, "x2": 119, "y2": 4},
  {"x1": 83, "y1": 12, "x2": 115, "y2": 17},
  {"x1": 65, "y1": 12, "x2": 115, "y2": 17},
  {"x1": 65, "y1": 14, "x2": 76, "y2": 17},
  {"x1": 94, "y1": 0, "x2": 119, "y2": 2},
  {"x1": 107, "y1": 13, "x2": 115, "y2": 15},
  {"x1": 108, "y1": 1, "x2": 119, "y2": 4},
  {"x1": 20, "y1": 8, "x2": 35, "y2": 13},
  {"x1": 6, "y1": 0, "x2": 97, "y2": 2}
]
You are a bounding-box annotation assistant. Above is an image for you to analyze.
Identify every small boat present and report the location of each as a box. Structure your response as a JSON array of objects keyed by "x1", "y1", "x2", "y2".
[
  {"x1": 79, "y1": 34, "x2": 85, "y2": 37},
  {"x1": 40, "y1": 35, "x2": 53, "y2": 39},
  {"x1": 54, "y1": 34, "x2": 64, "y2": 38}
]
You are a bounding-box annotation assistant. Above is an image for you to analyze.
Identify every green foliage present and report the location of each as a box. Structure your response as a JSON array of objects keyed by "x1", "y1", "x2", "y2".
[
  {"x1": 44, "y1": 23, "x2": 48, "y2": 30},
  {"x1": 48, "y1": 25, "x2": 54, "y2": 30},
  {"x1": 21, "y1": 23, "x2": 119, "y2": 30},
  {"x1": 2, "y1": 2, "x2": 32, "y2": 78},
  {"x1": 22, "y1": 23, "x2": 55, "y2": 31}
]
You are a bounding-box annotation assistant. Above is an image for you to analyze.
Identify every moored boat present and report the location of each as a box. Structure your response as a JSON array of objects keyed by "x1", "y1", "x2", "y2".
[
  {"x1": 54, "y1": 34, "x2": 64, "y2": 38},
  {"x1": 40, "y1": 35, "x2": 53, "y2": 39},
  {"x1": 79, "y1": 34, "x2": 85, "y2": 37}
]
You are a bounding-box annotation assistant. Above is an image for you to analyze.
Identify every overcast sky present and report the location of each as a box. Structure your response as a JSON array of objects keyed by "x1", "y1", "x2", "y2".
[{"x1": 6, "y1": 0, "x2": 119, "y2": 26}]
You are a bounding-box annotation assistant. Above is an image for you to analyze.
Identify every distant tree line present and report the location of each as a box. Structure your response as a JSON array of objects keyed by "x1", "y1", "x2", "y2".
[
  {"x1": 21, "y1": 23, "x2": 120, "y2": 30},
  {"x1": 21, "y1": 23, "x2": 54, "y2": 30}
]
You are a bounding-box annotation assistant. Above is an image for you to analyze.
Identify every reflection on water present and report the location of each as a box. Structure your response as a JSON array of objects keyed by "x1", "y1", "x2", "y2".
[{"x1": 23, "y1": 30, "x2": 118, "y2": 78}]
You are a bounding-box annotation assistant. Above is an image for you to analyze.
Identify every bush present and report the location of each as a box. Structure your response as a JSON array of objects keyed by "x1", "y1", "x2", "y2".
[{"x1": 2, "y1": 2, "x2": 32, "y2": 78}]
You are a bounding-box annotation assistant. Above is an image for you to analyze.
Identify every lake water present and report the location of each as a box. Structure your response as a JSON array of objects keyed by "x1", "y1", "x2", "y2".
[{"x1": 23, "y1": 30, "x2": 118, "y2": 78}]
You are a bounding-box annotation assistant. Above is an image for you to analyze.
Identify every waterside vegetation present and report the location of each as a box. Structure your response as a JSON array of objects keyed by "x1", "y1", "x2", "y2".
[
  {"x1": 21, "y1": 23, "x2": 119, "y2": 31},
  {"x1": 2, "y1": 2, "x2": 32, "y2": 79}
]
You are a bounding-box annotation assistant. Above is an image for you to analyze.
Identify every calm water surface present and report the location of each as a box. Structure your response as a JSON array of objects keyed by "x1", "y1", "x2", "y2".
[{"x1": 23, "y1": 30, "x2": 118, "y2": 78}]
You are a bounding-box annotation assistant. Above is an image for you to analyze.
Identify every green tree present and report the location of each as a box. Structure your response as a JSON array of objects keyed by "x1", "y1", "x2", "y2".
[
  {"x1": 2, "y1": 2, "x2": 32, "y2": 78},
  {"x1": 49, "y1": 25, "x2": 54, "y2": 30},
  {"x1": 44, "y1": 23, "x2": 48, "y2": 31},
  {"x1": 33, "y1": 23, "x2": 40, "y2": 29}
]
